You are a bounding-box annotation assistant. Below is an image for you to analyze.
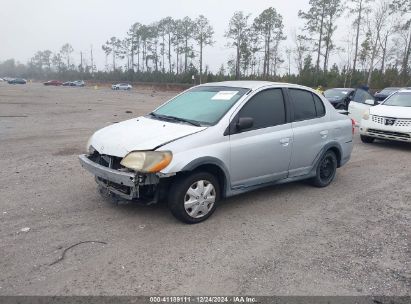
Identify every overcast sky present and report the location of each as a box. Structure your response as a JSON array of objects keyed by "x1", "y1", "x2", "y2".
[{"x1": 0, "y1": 0, "x2": 351, "y2": 73}]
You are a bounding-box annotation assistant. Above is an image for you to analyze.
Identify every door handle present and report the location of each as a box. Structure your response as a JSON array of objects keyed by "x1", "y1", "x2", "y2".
[
  {"x1": 320, "y1": 130, "x2": 329, "y2": 138},
  {"x1": 280, "y1": 138, "x2": 290, "y2": 146}
]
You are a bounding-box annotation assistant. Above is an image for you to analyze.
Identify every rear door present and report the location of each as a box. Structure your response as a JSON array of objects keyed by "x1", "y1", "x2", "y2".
[
  {"x1": 287, "y1": 88, "x2": 329, "y2": 177},
  {"x1": 229, "y1": 88, "x2": 293, "y2": 188},
  {"x1": 348, "y1": 89, "x2": 375, "y2": 124}
]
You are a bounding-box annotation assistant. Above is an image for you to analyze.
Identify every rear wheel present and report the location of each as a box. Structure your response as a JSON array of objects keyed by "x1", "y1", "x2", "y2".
[
  {"x1": 360, "y1": 135, "x2": 375, "y2": 143},
  {"x1": 310, "y1": 150, "x2": 337, "y2": 187},
  {"x1": 168, "y1": 172, "x2": 220, "y2": 224}
]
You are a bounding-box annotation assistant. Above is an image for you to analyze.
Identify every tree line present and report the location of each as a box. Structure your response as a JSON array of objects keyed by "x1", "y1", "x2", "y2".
[{"x1": 0, "y1": 0, "x2": 410, "y2": 89}]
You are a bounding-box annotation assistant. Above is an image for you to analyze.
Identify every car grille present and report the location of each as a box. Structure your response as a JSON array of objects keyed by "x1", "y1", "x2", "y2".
[
  {"x1": 368, "y1": 129, "x2": 411, "y2": 139},
  {"x1": 97, "y1": 177, "x2": 131, "y2": 195},
  {"x1": 395, "y1": 119, "x2": 411, "y2": 127},
  {"x1": 372, "y1": 115, "x2": 384, "y2": 124},
  {"x1": 89, "y1": 151, "x2": 124, "y2": 170},
  {"x1": 371, "y1": 115, "x2": 411, "y2": 127}
]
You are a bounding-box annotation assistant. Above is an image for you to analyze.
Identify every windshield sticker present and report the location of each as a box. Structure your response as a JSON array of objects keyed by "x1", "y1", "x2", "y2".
[{"x1": 211, "y1": 91, "x2": 239, "y2": 100}]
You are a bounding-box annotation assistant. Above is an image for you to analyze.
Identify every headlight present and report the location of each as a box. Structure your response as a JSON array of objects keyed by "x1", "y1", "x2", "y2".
[
  {"x1": 120, "y1": 151, "x2": 172, "y2": 173},
  {"x1": 362, "y1": 111, "x2": 370, "y2": 120}
]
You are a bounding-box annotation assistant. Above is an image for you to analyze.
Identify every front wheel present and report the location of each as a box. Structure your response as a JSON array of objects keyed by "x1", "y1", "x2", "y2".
[
  {"x1": 360, "y1": 135, "x2": 375, "y2": 143},
  {"x1": 310, "y1": 150, "x2": 337, "y2": 188},
  {"x1": 168, "y1": 172, "x2": 220, "y2": 224}
]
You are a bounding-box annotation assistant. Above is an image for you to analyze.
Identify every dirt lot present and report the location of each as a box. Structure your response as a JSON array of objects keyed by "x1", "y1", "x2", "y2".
[{"x1": 0, "y1": 83, "x2": 410, "y2": 296}]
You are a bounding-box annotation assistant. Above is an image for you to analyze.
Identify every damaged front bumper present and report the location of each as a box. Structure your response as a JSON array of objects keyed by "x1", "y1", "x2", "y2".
[{"x1": 79, "y1": 154, "x2": 165, "y2": 202}]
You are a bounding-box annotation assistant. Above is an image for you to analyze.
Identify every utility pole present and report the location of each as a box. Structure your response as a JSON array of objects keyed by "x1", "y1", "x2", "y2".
[
  {"x1": 286, "y1": 48, "x2": 291, "y2": 76},
  {"x1": 90, "y1": 45, "x2": 94, "y2": 74},
  {"x1": 80, "y1": 51, "x2": 83, "y2": 71}
]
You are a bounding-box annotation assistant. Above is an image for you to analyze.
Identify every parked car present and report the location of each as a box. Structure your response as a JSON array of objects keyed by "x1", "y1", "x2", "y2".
[
  {"x1": 112, "y1": 83, "x2": 132, "y2": 90},
  {"x1": 73, "y1": 80, "x2": 85, "y2": 87},
  {"x1": 348, "y1": 88, "x2": 377, "y2": 124},
  {"x1": 0, "y1": 78, "x2": 4, "y2": 82},
  {"x1": 8, "y1": 78, "x2": 27, "y2": 84},
  {"x1": 324, "y1": 88, "x2": 355, "y2": 110},
  {"x1": 359, "y1": 89, "x2": 411, "y2": 143},
  {"x1": 374, "y1": 87, "x2": 403, "y2": 103},
  {"x1": 44, "y1": 80, "x2": 63, "y2": 86},
  {"x1": 63, "y1": 80, "x2": 85, "y2": 87},
  {"x1": 79, "y1": 81, "x2": 354, "y2": 223}
]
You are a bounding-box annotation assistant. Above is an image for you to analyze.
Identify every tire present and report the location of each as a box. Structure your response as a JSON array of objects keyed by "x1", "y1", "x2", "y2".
[
  {"x1": 310, "y1": 150, "x2": 338, "y2": 188},
  {"x1": 360, "y1": 135, "x2": 375, "y2": 143},
  {"x1": 168, "y1": 171, "x2": 220, "y2": 224}
]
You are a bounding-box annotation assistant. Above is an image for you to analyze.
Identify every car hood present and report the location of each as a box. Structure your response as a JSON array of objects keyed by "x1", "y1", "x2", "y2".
[
  {"x1": 370, "y1": 105, "x2": 411, "y2": 119},
  {"x1": 88, "y1": 116, "x2": 207, "y2": 157},
  {"x1": 325, "y1": 97, "x2": 343, "y2": 103}
]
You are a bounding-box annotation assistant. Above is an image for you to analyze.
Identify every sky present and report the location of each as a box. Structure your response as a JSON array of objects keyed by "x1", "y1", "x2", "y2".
[{"x1": 0, "y1": 0, "x2": 351, "y2": 73}]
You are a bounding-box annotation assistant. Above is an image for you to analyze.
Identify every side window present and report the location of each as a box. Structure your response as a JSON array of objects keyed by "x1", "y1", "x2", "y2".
[
  {"x1": 289, "y1": 89, "x2": 317, "y2": 121},
  {"x1": 237, "y1": 89, "x2": 286, "y2": 131},
  {"x1": 313, "y1": 94, "x2": 326, "y2": 117},
  {"x1": 352, "y1": 89, "x2": 374, "y2": 104},
  {"x1": 364, "y1": 91, "x2": 374, "y2": 101}
]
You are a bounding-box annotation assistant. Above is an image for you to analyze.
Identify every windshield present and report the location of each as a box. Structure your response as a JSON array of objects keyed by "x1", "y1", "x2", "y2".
[
  {"x1": 152, "y1": 86, "x2": 249, "y2": 125},
  {"x1": 383, "y1": 92, "x2": 411, "y2": 107},
  {"x1": 379, "y1": 88, "x2": 400, "y2": 95},
  {"x1": 324, "y1": 89, "x2": 350, "y2": 99}
]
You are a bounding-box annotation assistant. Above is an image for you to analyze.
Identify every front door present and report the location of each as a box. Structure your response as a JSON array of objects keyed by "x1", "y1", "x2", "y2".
[{"x1": 229, "y1": 88, "x2": 293, "y2": 188}]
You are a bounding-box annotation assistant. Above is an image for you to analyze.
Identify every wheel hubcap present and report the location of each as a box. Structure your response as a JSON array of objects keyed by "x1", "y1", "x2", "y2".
[{"x1": 184, "y1": 180, "x2": 216, "y2": 219}]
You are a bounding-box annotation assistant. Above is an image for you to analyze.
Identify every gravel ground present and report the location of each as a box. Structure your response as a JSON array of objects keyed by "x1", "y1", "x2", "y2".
[{"x1": 0, "y1": 82, "x2": 410, "y2": 296}]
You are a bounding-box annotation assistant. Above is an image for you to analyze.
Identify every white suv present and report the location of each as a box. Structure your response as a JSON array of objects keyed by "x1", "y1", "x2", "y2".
[{"x1": 360, "y1": 89, "x2": 411, "y2": 143}]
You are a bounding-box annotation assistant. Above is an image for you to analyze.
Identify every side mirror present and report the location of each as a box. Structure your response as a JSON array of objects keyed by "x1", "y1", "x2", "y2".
[
  {"x1": 365, "y1": 99, "x2": 375, "y2": 105},
  {"x1": 236, "y1": 117, "x2": 253, "y2": 131}
]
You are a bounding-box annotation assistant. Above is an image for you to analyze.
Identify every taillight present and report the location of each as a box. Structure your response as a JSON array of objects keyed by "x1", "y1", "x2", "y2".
[{"x1": 351, "y1": 119, "x2": 355, "y2": 135}]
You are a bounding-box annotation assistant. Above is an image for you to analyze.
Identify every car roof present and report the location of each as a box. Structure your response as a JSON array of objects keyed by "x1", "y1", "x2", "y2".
[{"x1": 196, "y1": 80, "x2": 312, "y2": 91}]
